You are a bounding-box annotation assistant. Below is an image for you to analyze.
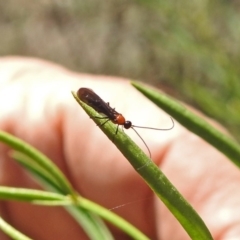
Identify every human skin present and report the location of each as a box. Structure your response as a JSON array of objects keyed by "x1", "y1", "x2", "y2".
[{"x1": 0, "y1": 57, "x2": 239, "y2": 240}]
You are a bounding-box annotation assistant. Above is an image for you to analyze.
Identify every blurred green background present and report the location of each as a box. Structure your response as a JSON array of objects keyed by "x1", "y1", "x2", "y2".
[{"x1": 1, "y1": 0, "x2": 240, "y2": 141}]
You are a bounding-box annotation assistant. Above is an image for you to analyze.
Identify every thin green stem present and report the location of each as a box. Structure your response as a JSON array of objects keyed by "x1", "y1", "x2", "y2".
[
  {"x1": 0, "y1": 186, "x2": 149, "y2": 240},
  {"x1": 0, "y1": 216, "x2": 32, "y2": 240}
]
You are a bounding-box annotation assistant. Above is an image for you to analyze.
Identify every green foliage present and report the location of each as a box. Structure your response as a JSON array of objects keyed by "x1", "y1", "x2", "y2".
[{"x1": 0, "y1": 130, "x2": 149, "y2": 240}]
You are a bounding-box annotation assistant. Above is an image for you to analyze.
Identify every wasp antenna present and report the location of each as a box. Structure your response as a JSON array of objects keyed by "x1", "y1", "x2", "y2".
[
  {"x1": 132, "y1": 117, "x2": 174, "y2": 131},
  {"x1": 130, "y1": 127, "x2": 151, "y2": 158}
]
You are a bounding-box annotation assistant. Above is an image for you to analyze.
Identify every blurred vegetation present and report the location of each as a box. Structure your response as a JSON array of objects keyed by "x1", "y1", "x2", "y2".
[{"x1": 0, "y1": 0, "x2": 240, "y2": 141}]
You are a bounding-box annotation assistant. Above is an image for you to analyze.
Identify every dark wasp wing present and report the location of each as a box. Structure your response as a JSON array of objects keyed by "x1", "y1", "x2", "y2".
[{"x1": 77, "y1": 88, "x2": 118, "y2": 118}]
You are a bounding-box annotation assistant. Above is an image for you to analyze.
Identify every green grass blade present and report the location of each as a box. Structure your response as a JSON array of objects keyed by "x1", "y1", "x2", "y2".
[
  {"x1": 0, "y1": 216, "x2": 32, "y2": 240},
  {"x1": 10, "y1": 153, "x2": 114, "y2": 240},
  {"x1": 72, "y1": 91, "x2": 213, "y2": 240},
  {"x1": 10, "y1": 151, "x2": 64, "y2": 193},
  {"x1": 0, "y1": 132, "x2": 114, "y2": 240},
  {"x1": 0, "y1": 186, "x2": 114, "y2": 240},
  {"x1": 14, "y1": 153, "x2": 115, "y2": 240},
  {"x1": 76, "y1": 197, "x2": 150, "y2": 240},
  {"x1": 0, "y1": 185, "x2": 145, "y2": 240},
  {"x1": 132, "y1": 81, "x2": 240, "y2": 168},
  {"x1": 66, "y1": 207, "x2": 114, "y2": 240},
  {"x1": 0, "y1": 131, "x2": 74, "y2": 194},
  {"x1": 0, "y1": 186, "x2": 67, "y2": 202}
]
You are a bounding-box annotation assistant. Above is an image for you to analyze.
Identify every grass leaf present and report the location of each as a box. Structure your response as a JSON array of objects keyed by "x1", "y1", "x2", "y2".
[
  {"x1": 72, "y1": 90, "x2": 213, "y2": 240},
  {"x1": 0, "y1": 216, "x2": 32, "y2": 240},
  {"x1": 0, "y1": 131, "x2": 74, "y2": 194},
  {"x1": 132, "y1": 81, "x2": 240, "y2": 169}
]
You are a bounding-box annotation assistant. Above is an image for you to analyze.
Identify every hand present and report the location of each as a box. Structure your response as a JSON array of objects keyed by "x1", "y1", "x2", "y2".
[{"x1": 0, "y1": 57, "x2": 239, "y2": 240}]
